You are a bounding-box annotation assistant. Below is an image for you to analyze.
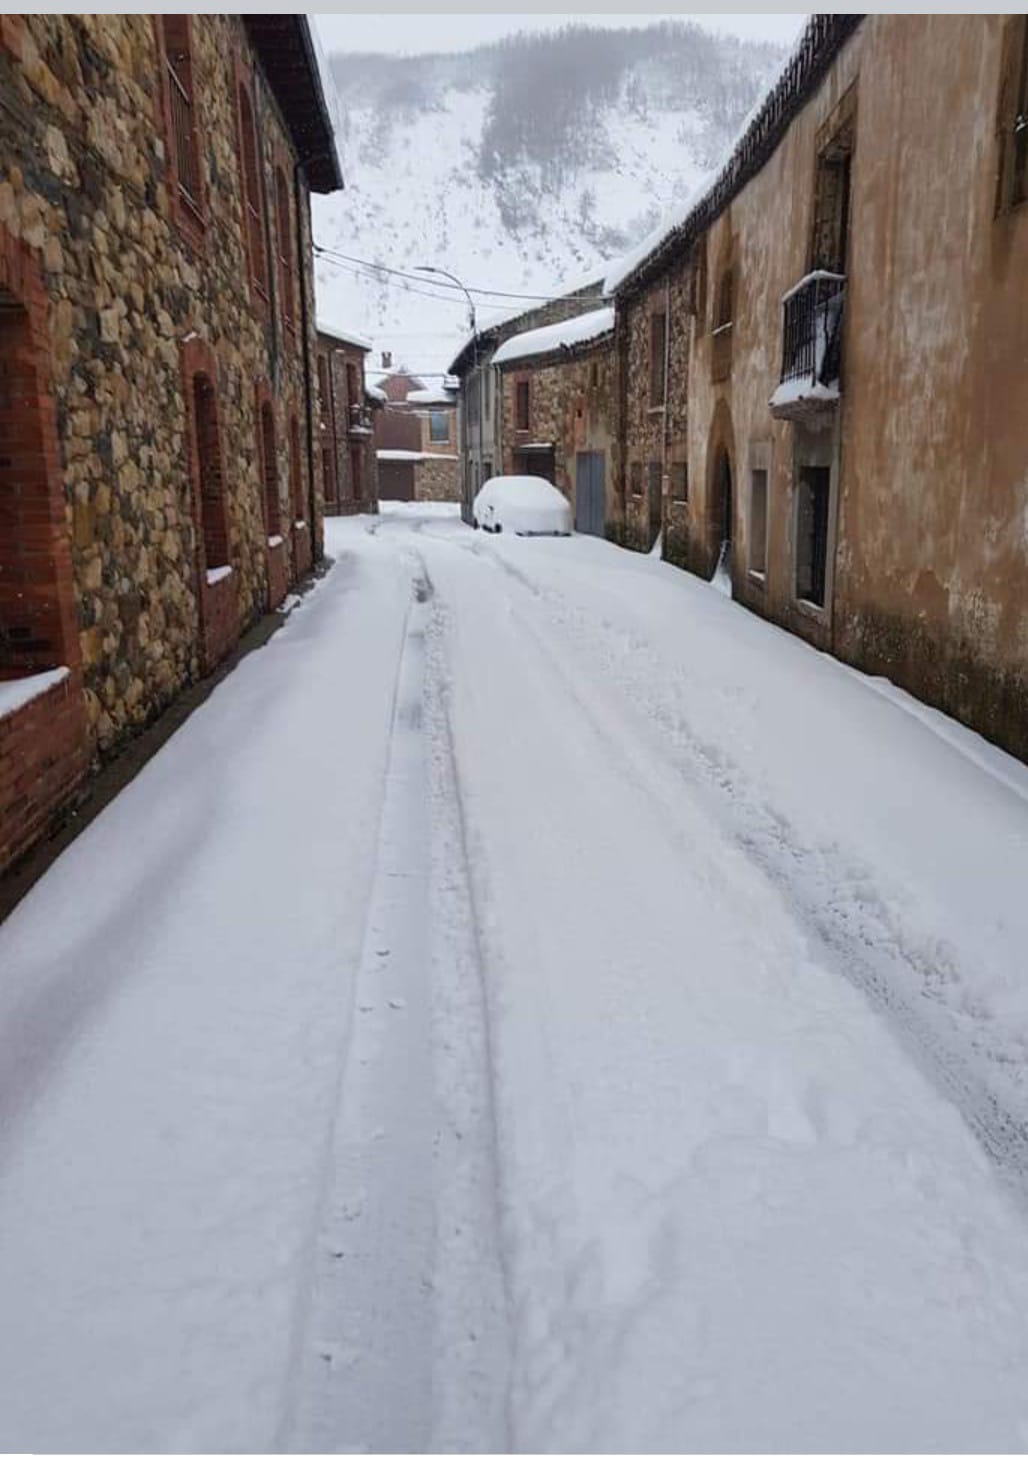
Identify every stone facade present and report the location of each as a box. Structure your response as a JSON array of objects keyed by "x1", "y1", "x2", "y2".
[
  {"x1": 316, "y1": 329, "x2": 379, "y2": 517},
  {"x1": 0, "y1": 15, "x2": 340, "y2": 871},
  {"x1": 617, "y1": 255, "x2": 693, "y2": 559},
  {"x1": 498, "y1": 339, "x2": 617, "y2": 533},
  {"x1": 615, "y1": 14, "x2": 1028, "y2": 763}
]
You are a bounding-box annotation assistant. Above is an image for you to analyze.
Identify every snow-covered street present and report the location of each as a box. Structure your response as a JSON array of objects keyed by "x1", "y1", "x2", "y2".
[{"x1": 3, "y1": 505, "x2": 1028, "y2": 1453}]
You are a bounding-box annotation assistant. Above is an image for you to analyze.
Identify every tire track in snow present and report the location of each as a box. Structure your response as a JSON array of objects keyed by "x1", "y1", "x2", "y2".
[
  {"x1": 462, "y1": 537, "x2": 1028, "y2": 1207},
  {"x1": 281, "y1": 547, "x2": 510, "y2": 1452}
]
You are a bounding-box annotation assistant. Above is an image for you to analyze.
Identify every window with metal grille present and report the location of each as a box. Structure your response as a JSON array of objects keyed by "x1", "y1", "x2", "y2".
[
  {"x1": 649, "y1": 311, "x2": 667, "y2": 408},
  {"x1": 429, "y1": 410, "x2": 449, "y2": 443},
  {"x1": 630, "y1": 461, "x2": 643, "y2": 495},
  {"x1": 260, "y1": 401, "x2": 281, "y2": 537},
  {"x1": 275, "y1": 168, "x2": 296, "y2": 331},
  {"x1": 795, "y1": 466, "x2": 830, "y2": 607},
  {"x1": 515, "y1": 379, "x2": 530, "y2": 430},
  {"x1": 161, "y1": 17, "x2": 203, "y2": 224},
  {"x1": 237, "y1": 80, "x2": 267, "y2": 296},
  {"x1": 749, "y1": 468, "x2": 768, "y2": 575},
  {"x1": 671, "y1": 460, "x2": 688, "y2": 502}
]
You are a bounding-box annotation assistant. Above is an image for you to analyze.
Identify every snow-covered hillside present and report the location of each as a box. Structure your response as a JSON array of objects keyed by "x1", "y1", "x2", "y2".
[{"x1": 311, "y1": 23, "x2": 784, "y2": 376}]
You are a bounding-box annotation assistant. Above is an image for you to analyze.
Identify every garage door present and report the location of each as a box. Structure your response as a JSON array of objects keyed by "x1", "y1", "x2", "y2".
[
  {"x1": 574, "y1": 451, "x2": 606, "y2": 537},
  {"x1": 378, "y1": 460, "x2": 415, "y2": 501}
]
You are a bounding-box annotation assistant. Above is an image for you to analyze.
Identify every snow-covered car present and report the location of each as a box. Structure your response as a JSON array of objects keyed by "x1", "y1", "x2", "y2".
[{"x1": 473, "y1": 475, "x2": 572, "y2": 536}]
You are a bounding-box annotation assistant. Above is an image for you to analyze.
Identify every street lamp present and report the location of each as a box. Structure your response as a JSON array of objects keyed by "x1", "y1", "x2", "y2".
[{"x1": 416, "y1": 265, "x2": 483, "y2": 522}]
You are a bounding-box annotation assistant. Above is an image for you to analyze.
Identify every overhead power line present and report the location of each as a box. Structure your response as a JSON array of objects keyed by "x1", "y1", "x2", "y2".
[{"x1": 313, "y1": 242, "x2": 607, "y2": 305}]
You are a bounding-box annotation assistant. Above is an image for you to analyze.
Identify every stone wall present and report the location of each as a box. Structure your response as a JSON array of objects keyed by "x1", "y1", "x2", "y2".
[
  {"x1": 619, "y1": 255, "x2": 693, "y2": 557},
  {"x1": 0, "y1": 15, "x2": 326, "y2": 869},
  {"x1": 499, "y1": 340, "x2": 617, "y2": 530},
  {"x1": 414, "y1": 454, "x2": 459, "y2": 502}
]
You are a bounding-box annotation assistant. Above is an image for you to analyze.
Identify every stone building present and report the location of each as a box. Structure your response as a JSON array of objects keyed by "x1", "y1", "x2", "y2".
[
  {"x1": 316, "y1": 323, "x2": 379, "y2": 516},
  {"x1": 448, "y1": 278, "x2": 605, "y2": 522},
  {"x1": 373, "y1": 371, "x2": 459, "y2": 502},
  {"x1": 0, "y1": 14, "x2": 342, "y2": 871},
  {"x1": 612, "y1": 13, "x2": 1028, "y2": 762},
  {"x1": 492, "y1": 308, "x2": 617, "y2": 537}
]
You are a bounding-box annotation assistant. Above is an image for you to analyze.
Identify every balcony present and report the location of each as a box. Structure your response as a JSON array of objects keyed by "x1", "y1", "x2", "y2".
[
  {"x1": 769, "y1": 270, "x2": 844, "y2": 422},
  {"x1": 347, "y1": 402, "x2": 373, "y2": 436}
]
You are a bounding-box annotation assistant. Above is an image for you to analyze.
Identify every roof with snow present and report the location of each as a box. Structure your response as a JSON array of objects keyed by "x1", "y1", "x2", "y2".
[
  {"x1": 365, "y1": 383, "x2": 387, "y2": 404},
  {"x1": 606, "y1": 14, "x2": 862, "y2": 299},
  {"x1": 406, "y1": 385, "x2": 458, "y2": 407},
  {"x1": 243, "y1": 18, "x2": 343, "y2": 193},
  {"x1": 317, "y1": 319, "x2": 372, "y2": 351},
  {"x1": 492, "y1": 307, "x2": 615, "y2": 368},
  {"x1": 447, "y1": 273, "x2": 606, "y2": 377}
]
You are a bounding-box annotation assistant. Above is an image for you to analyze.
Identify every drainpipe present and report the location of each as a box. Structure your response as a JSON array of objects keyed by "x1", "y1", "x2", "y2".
[
  {"x1": 662, "y1": 274, "x2": 671, "y2": 555},
  {"x1": 295, "y1": 163, "x2": 319, "y2": 559}
]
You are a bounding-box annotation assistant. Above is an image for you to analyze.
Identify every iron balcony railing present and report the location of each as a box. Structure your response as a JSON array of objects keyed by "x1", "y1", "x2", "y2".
[
  {"x1": 348, "y1": 403, "x2": 373, "y2": 433},
  {"x1": 779, "y1": 270, "x2": 845, "y2": 389}
]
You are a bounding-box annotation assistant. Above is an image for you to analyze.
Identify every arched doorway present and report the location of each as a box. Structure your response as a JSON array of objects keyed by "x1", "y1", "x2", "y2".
[{"x1": 712, "y1": 446, "x2": 733, "y2": 568}]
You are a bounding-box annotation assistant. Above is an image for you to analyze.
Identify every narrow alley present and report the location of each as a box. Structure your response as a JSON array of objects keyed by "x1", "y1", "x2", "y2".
[{"x1": 3, "y1": 507, "x2": 1028, "y2": 1452}]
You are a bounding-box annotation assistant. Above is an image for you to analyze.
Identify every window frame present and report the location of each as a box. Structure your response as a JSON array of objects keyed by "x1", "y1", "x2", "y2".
[
  {"x1": 235, "y1": 69, "x2": 269, "y2": 303},
  {"x1": 428, "y1": 410, "x2": 449, "y2": 444},
  {"x1": 275, "y1": 166, "x2": 297, "y2": 335},
  {"x1": 649, "y1": 310, "x2": 667, "y2": 410},
  {"x1": 515, "y1": 377, "x2": 531, "y2": 431},
  {"x1": 156, "y1": 16, "x2": 207, "y2": 247}
]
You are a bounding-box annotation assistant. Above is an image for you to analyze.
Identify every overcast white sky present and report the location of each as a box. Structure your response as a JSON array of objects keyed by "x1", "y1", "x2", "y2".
[{"x1": 314, "y1": 13, "x2": 807, "y2": 57}]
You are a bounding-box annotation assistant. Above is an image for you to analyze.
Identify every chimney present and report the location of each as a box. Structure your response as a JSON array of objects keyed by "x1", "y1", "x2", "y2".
[{"x1": 381, "y1": 350, "x2": 392, "y2": 369}]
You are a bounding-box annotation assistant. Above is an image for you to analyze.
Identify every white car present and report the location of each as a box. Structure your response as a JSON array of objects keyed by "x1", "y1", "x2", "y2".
[{"x1": 472, "y1": 475, "x2": 573, "y2": 536}]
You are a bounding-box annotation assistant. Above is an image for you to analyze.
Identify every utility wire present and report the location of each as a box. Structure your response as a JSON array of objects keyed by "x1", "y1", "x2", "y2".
[{"x1": 313, "y1": 241, "x2": 606, "y2": 304}]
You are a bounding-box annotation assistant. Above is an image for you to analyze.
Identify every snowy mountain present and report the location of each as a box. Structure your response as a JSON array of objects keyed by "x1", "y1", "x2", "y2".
[{"x1": 311, "y1": 23, "x2": 785, "y2": 377}]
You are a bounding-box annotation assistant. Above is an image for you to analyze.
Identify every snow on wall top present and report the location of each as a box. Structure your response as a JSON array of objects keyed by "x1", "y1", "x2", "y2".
[
  {"x1": 316, "y1": 317, "x2": 372, "y2": 351},
  {"x1": 406, "y1": 386, "x2": 458, "y2": 406},
  {"x1": 491, "y1": 306, "x2": 615, "y2": 367}
]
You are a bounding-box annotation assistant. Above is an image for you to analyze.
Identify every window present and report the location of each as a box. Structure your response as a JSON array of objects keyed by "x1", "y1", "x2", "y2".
[
  {"x1": 749, "y1": 468, "x2": 768, "y2": 576},
  {"x1": 259, "y1": 401, "x2": 281, "y2": 537},
  {"x1": 647, "y1": 461, "x2": 662, "y2": 497},
  {"x1": 484, "y1": 367, "x2": 492, "y2": 423},
  {"x1": 350, "y1": 445, "x2": 362, "y2": 502},
  {"x1": 346, "y1": 362, "x2": 359, "y2": 411},
  {"x1": 0, "y1": 292, "x2": 71, "y2": 675},
  {"x1": 795, "y1": 466, "x2": 830, "y2": 607},
  {"x1": 671, "y1": 460, "x2": 688, "y2": 502},
  {"x1": 999, "y1": 16, "x2": 1028, "y2": 210},
  {"x1": 515, "y1": 378, "x2": 530, "y2": 431},
  {"x1": 160, "y1": 17, "x2": 203, "y2": 228},
  {"x1": 630, "y1": 461, "x2": 643, "y2": 496},
  {"x1": 289, "y1": 415, "x2": 304, "y2": 523},
  {"x1": 236, "y1": 79, "x2": 267, "y2": 297},
  {"x1": 317, "y1": 354, "x2": 330, "y2": 421},
  {"x1": 649, "y1": 311, "x2": 667, "y2": 408},
  {"x1": 275, "y1": 167, "x2": 295, "y2": 331},
  {"x1": 322, "y1": 446, "x2": 336, "y2": 505},
  {"x1": 482, "y1": 458, "x2": 493, "y2": 480},
  {"x1": 429, "y1": 410, "x2": 449, "y2": 444},
  {"x1": 590, "y1": 361, "x2": 599, "y2": 389},
  {"x1": 191, "y1": 374, "x2": 228, "y2": 570},
  {"x1": 711, "y1": 266, "x2": 734, "y2": 382},
  {"x1": 811, "y1": 103, "x2": 855, "y2": 273}
]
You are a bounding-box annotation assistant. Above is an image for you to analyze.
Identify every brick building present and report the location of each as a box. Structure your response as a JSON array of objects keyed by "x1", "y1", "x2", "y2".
[
  {"x1": 492, "y1": 308, "x2": 617, "y2": 537},
  {"x1": 611, "y1": 13, "x2": 1028, "y2": 761},
  {"x1": 316, "y1": 323, "x2": 379, "y2": 516},
  {"x1": 374, "y1": 371, "x2": 459, "y2": 502},
  {"x1": 0, "y1": 15, "x2": 342, "y2": 871}
]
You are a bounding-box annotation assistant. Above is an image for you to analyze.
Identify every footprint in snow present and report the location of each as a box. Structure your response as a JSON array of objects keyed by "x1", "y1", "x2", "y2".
[{"x1": 388, "y1": 997, "x2": 406, "y2": 1010}]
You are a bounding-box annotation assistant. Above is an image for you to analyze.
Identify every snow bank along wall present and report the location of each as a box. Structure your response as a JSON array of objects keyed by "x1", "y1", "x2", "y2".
[
  {"x1": 0, "y1": 15, "x2": 342, "y2": 871},
  {"x1": 610, "y1": 13, "x2": 1028, "y2": 763}
]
